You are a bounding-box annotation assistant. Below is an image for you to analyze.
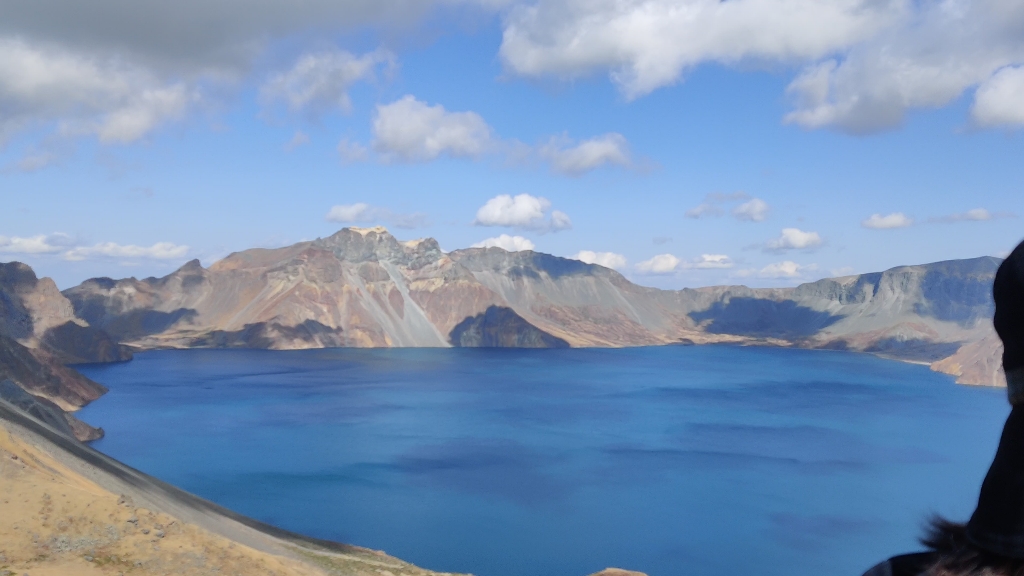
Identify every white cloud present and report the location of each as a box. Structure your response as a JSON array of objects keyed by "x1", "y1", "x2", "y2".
[
  {"x1": 62, "y1": 242, "x2": 189, "y2": 261},
  {"x1": 784, "y1": 1, "x2": 1024, "y2": 133},
  {"x1": 682, "y1": 254, "x2": 734, "y2": 269},
  {"x1": 366, "y1": 95, "x2": 635, "y2": 172},
  {"x1": 0, "y1": 38, "x2": 197, "y2": 145},
  {"x1": 862, "y1": 212, "x2": 913, "y2": 229},
  {"x1": 372, "y1": 95, "x2": 493, "y2": 162},
  {"x1": 572, "y1": 250, "x2": 627, "y2": 269},
  {"x1": 764, "y1": 228, "x2": 823, "y2": 252},
  {"x1": 325, "y1": 203, "x2": 429, "y2": 229},
  {"x1": 973, "y1": 66, "x2": 1024, "y2": 127},
  {"x1": 472, "y1": 234, "x2": 536, "y2": 252},
  {"x1": 929, "y1": 208, "x2": 1014, "y2": 223},
  {"x1": 960, "y1": 208, "x2": 993, "y2": 221},
  {"x1": 636, "y1": 253, "x2": 681, "y2": 274},
  {"x1": 539, "y1": 133, "x2": 631, "y2": 175},
  {"x1": 473, "y1": 193, "x2": 572, "y2": 232},
  {"x1": 500, "y1": 0, "x2": 900, "y2": 100},
  {"x1": 326, "y1": 203, "x2": 373, "y2": 223},
  {"x1": 684, "y1": 203, "x2": 723, "y2": 219},
  {"x1": 0, "y1": 233, "x2": 71, "y2": 255},
  {"x1": 496, "y1": 0, "x2": 1024, "y2": 132},
  {"x1": 685, "y1": 192, "x2": 766, "y2": 221},
  {"x1": 758, "y1": 261, "x2": 805, "y2": 278},
  {"x1": 732, "y1": 198, "x2": 770, "y2": 222},
  {"x1": 261, "y1": 49, "x2": 392, "y2": 116}
]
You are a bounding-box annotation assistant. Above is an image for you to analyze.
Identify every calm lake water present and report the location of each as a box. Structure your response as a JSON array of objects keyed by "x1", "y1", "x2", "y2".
[{"x1": 77, "y1": 346, "x2": 1007, "y2": 576}]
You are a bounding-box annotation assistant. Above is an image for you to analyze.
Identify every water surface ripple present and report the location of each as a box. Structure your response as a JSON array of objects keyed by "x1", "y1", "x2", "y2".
[{"x1": 77, "y1": 346, "x2": 1007, "y2": 576}]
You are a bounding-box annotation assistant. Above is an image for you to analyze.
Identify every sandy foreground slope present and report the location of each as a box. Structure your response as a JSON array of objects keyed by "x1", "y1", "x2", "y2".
[{"x1": 0, "y1": 400, "x2": 468, "y2": 576}]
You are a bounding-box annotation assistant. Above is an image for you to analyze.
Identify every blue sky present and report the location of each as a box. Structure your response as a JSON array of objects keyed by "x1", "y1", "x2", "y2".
[{"x1": 1, "y1": 0, "x2": 1022, "y2": 289}]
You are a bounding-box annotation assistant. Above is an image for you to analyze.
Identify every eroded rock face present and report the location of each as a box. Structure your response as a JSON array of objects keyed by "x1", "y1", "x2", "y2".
[
  {"x1": 0, "y1": 261, "x2": 131, "y2": 363},
  {"x1": 450, "y1": 306, "x2": 570, "y2": 348},
  {"x1": 0, "y1": 379, "x2": 102, "y2": 441},
  {"x1": 0, "y1": 335, "x2": 106, "y2": 411},
  {"x1": 58, "y1": 227, "x2": 1009, "y2": 386},
  {"x1": 0, "y1": 263, "x2": 121, "y2": 440}
]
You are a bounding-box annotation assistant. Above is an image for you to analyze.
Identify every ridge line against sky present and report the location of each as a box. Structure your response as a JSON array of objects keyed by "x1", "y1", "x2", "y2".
[{"x1": 0, "y1": 0, "x2": 1021, "y2": 290}]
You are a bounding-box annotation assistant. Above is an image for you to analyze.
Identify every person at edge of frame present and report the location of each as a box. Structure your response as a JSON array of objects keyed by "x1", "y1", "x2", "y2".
[{"x1": 862, "y1": 237, "x2": 1024, "y2": 576}]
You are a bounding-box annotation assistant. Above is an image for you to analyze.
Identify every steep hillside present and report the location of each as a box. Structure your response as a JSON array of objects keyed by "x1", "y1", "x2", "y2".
[
  {"x1": 60, "y1": 227, "x2": 1006, "y2": 387},
  {"x1": 0, "y1": 397, "x2": 468, "y2": 576},
  {"x1": 0, "y1": 262, "x2": 131, "y2": 441}
]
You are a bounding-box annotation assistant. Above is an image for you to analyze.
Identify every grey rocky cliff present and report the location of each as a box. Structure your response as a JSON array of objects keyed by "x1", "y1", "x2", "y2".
[
  {"x1": 0, "y1": 262, "x2": 121, "y2": 441},
  {"x1": 56, "y1": 227, "x2": 1009, "y2": 387}
]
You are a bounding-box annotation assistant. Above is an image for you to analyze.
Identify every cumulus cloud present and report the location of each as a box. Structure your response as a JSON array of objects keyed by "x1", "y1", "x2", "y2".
[
  {"x1": 764, "y1": 228, "x2": 823, "y2": 252},
  {"x1": 472, "y1": 234, "x2": 536, "y2": 252},
  {"x1": 500, "y1": 0, "x2": 900, "y2": 100},
  {"x1": 372, "y1": 95, "x2": 493, "y2": 162},
  {"x1": 325, "y1": 203, "x2": 429, "y2": 229},
  {"x1": 733, "y1": 198, "x2": 770, "y2": 222},
  {"x1": 758, "y1": 261, "x2": 806, "y2": 278},
  {"x1": 0, "y1": 232, "x2": 191, "y2": 262},
  {"x1": 0, "y1": 0, "x2": 513, "y2": 146},
  {"x1": 681, "y1": 254, "x2": 734, "y2": 270},
  {"x1": 326, "y1": 203, "x2": 372, "y2": 222},
  {"x1": 973, "y1": 66, "x2": 1024, "y2": 127},
  {"x1": 1, "y1": 0, "x2": 512, "y2": 75},
  {"x1": 0, "y1": 233, "x2": 72, "y2": 255},
  {"x1": 368, "y1": 95, "x2": 635, "y2": 173},
  {"x1": 0, "y1": 38, "x2": 197, "y2": 145},
  {"x1": 261, "y1": 49, "x2": 392, "y2": 117},
  {"x1": 572, "y1": 250, "x2": 627, "y2": 269},
  {"x1": 862, "y1": 212, "x2": 913, "y2": 229},
  {"x1": 686, "y1": 193, "x2": 769, "y2": 222},
  {"x1": 63, "y1": 241, "x2": 189, "y2": 261},
  {"x1": 539, "y1": 133, "x2": 631, "y2": 175},
  {"x1": 473, "y1": 193, "x2": 572, "y2": 233},
  {"x1": 784, "y1": 1, "x2": 1024, "y2": 133},
  {"x1": 498, "y1": 0, "x2": 1024, "y2": 132},
  {"x1": 636, "y1": 253, "x2": 681, "y2": 274}
]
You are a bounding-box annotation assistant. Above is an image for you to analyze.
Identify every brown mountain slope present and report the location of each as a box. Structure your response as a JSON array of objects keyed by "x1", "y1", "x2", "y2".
[
  {"x1": 0, "y1": 262, "x2": 133, "y2": 441},
  {"x1": 60, "y1": 227, "x2": 1006, "y2": 387},
  {"x1": 0, "y1": 398, "x2": 468, "y2": 576}
]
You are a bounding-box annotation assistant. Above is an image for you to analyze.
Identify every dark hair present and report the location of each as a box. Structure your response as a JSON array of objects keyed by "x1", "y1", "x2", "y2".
[{"x1": 922, "y1": 517, "x2": 1024, "y2": 576}]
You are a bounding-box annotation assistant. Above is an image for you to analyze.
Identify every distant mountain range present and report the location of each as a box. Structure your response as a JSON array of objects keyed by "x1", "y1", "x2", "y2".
[{"x1": 0, "y1": 226, "x2": 1006, "y2": 439}]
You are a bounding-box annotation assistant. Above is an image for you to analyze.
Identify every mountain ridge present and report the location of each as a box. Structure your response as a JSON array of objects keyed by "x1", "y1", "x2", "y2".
[{"x1": 57, "y1": 226, "x2": 1006, "y2": 387}]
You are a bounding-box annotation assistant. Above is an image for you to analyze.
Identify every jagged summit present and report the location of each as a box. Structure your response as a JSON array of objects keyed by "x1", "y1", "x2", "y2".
[
  {"x1": 314, "y1": 227, "x2": 444, "y2": 267},
  {"x1": 50, "y1": 234, "x2": 1008, "y2": 387}
]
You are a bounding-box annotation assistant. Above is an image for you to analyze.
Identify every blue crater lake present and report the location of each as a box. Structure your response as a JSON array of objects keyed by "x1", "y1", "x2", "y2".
[{"x1": 76, "y1": 346, "x2": 1007, "y2": 576}]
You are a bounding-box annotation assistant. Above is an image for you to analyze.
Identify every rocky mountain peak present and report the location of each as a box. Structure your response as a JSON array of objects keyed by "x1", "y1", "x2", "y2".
[
  {"x1": 315, "y1": 227, "x2": 443, "y2": 268},
  {"x1": 0, "y1": 261, "x2": 39, "y2": 290},
  {"x1": 178, "y1": 259, "x2": 204, "y2": 272}
]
